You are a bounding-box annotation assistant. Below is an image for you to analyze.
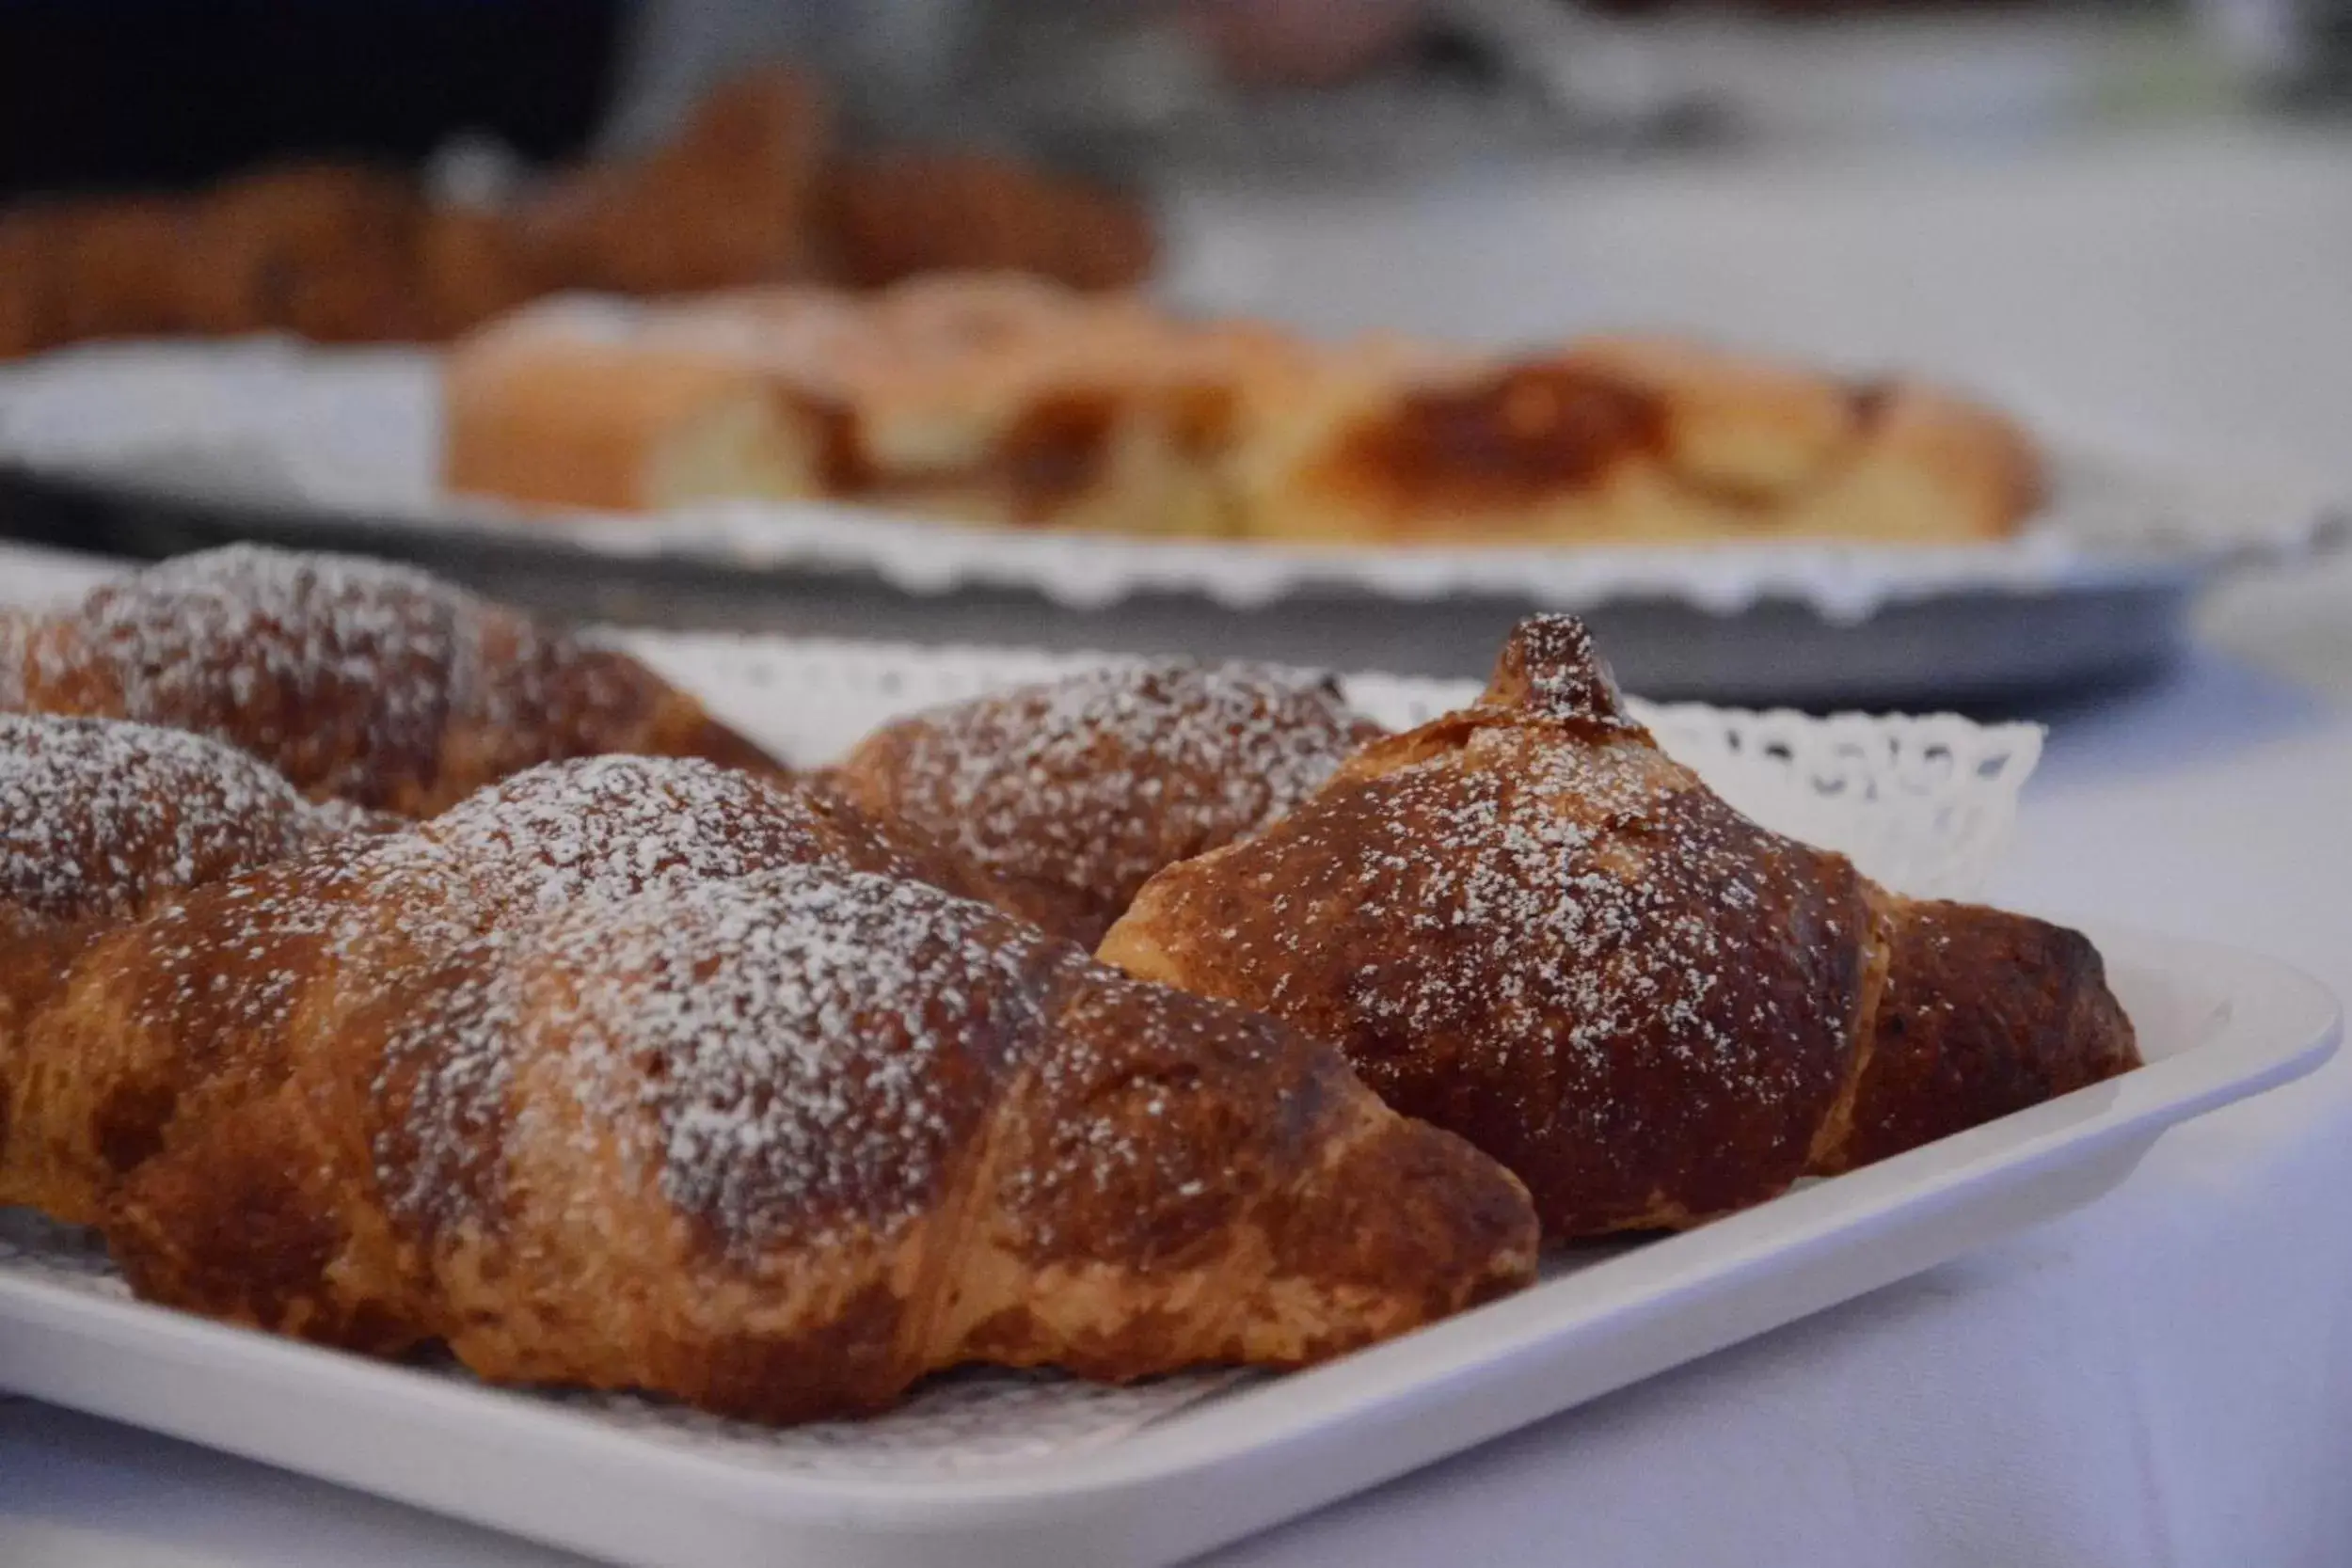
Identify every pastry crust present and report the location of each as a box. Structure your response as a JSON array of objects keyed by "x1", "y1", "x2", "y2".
[
  {"x1": 830, "y1": 659, "x2": 1384, "y2": 944},
  {"x1": 443, "y1": 281, "x2": 2042, "y2": 545},
  {"x1": 0, "y1": 713, "x2": 384, "y2": 1221},
  {"x1": 1243, "y1": 337, "x2": 2039, "y2": 545},
  {"x1": 520, "y1": 66, "x2": 830, "y2": 299},
  {"x1": 442, "y1": 303, "x2": 817, "y2": 513},
  {"x1": 823, "y1": 151, "x2": 1155, "y2": 293},
  {"x1": 1099, "y1": 614, "x2": 2137, "y2": 1238},
  {"x1": 0, "y1": 66, "x2": 1159, "y2": 358},
  {"x1": 444, "y1": 277, "x2": 1267, "y2": 534},
  {"x1": 0, "y1": 545, "x2": 786, "y2": 815},
  {"x1": 1, "y1": 755, "x2": 1538, "y2": 1418}
]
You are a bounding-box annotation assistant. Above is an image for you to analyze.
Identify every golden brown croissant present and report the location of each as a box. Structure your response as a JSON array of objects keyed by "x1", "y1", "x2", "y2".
[
  {"x1": 1100, "y1": 615, "x2": 2139, "y2": 1240},
  {"x1": 4, "y1": 755, "x2": 1535, "y2": 1418},
  {"x1": 0, "y1": 545, "x2": 786, "y2": 816},
  {"x1": 828, "y1": 661, "x2": 1385, "y2": 946}
]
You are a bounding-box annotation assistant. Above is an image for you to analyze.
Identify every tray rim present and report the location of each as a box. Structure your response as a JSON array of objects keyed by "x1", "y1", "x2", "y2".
[
  {"x1": 0, "y1": 922, "x2": 2337, "y2": 1564},
  {"x1": 2, "y1": 455, "x2": 2289, "y2": 613}
]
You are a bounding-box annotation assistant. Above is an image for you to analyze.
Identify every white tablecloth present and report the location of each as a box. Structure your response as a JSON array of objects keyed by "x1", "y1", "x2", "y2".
[{"x1": 8, "y1": 119, "x2": 2352, "y2": 1567}]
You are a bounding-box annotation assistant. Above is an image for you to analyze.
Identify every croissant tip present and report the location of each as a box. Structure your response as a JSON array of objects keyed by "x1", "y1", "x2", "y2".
[{"x1": 1484, "y1": 614, "x2": 1637, "y2": 730}]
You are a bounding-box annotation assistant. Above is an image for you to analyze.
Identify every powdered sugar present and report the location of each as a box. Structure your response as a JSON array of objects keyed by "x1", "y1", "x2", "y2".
[
  {"x1": 852, "y1": 660, "x2": 1376, "y2": 941},
  {"x1": 118, "y1": 754, "x2": 1059, "y2": 1250},
  {"x1": 1494, "y1": 614, "x2": 1639, "y2": 731},
  {"x1": 1139, "y1": 717, "x2": 1859, "y2": 1191},
  {"x1": 419, "y1": 755, "x2": 856, "y2": 920},
  {"x1": 0, "y1": 712, "x2": 347, "y2": 924},
  {"x1": 506, "y1": 869, "x2": 1067, "y2": 1249},
  {"x1": 0, "y1": 543, "x2": 724, "y2": 814},
  {"x1": 89, "y1": 759, "x2": 897, "y2": 1174},
  {"x1": 22, "y1": 545, "x2": 463, "y2": 802}
]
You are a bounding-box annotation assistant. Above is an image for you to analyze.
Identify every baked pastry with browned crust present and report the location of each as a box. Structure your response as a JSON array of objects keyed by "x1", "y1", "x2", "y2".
[
  {"x1": 830, "y1": 661, "x2": 1384, "y2": 945},
  {"x1": 823, "y1": 151, "x2": 1156, "y2": 293},
  {"x1": 442, "y1": 284, "x2": 2039, "y2": 545},
  {"x1": 0, "y1": 712, "x2": 387, "y2": 1218},
  {"x1": 521, "y1": 65, "x2": 831, "y2": 300},
  {"x1": 1100, "y1": 614, "x2": 2137, "y2": 1239},
  {"x1": 440, "y1": 296, "x2": 822, "y2": 514},
  {"x1": 0, "y1": 68, "x2": 1160, "y2": 361},
  {"x1": 1233, "y1": 334, "x2": 2041, "y2": 546},
  {"x1": 0, "y1": 755, "x2": 905, "y2": 1227},
  {"x1": 1, "y1": 714, "x2": 366, "y2": 940},
  {"x1": 442, "y1": 277, "x2": 1259, "y2": 533},
  {"x1": 189, "y1": 165, "x2": 429, "y2": 342},
  {"x1": 3, "y1": 754, "x2": 1536, "y2": 1418},
  {"x1": 0, "y1": 546, "x2": 785, "y2": 816}
]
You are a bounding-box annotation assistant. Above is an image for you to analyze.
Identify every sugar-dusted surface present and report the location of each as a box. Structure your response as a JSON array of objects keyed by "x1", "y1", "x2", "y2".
[
  {"x1": 15, "y1": 545, "x2": 463, "y2": 803},
  {"x1": 420, "y1": 755, "x2": 860, "y2": 919},
  {"x1": 85, "y1": 756, "x2": 937, "y2": 1219},
  {"x1": 843, "y1": 659, "x2": 1381, "y2": 942},
  {"x1": 624, "y1": 631, "x2": 2042, "y2": 901},
  {"x1": 0, "y1": 712, "x2": 346, "y2": 924},
  {"x1": 0, "y1": 544, "x2": 759, "y2": 816},
  {"x1": 388, "y1": 865, "x2": 1075, "y2": 1251},
  {"x1": 1221, "y1": 737, "x2": 1833, "y2": 1087},
  {"x1": 1106, "y1": 643, "x2": 1876, "y2": 1233}
]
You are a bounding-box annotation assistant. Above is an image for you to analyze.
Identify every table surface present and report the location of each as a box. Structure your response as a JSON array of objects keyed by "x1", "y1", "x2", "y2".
[{"x1": 7, "y1": 119, "x2": 2352, "y2": 1568}]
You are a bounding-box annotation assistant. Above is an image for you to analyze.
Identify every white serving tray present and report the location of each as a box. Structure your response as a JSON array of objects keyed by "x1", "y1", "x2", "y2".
[
  {"x1": 0, "y1": 927, "x2": 2335, "y2": 1568},
  {"x1": 0, "y1": 624, "x2": 2338, "y2": 1567}
]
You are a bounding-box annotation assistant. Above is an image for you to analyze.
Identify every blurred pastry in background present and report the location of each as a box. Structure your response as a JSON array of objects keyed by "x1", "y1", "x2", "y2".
[
  {"x1": 1175, "y1": 0, "x2": 1434, "y2": 87},
  {"x1": 1239, "y1": 334, "x2": 2040, "y2": 544},
  {"x1": 0, "y1": 65, "x2": 1157, "y2": 361},
  {"x1": 823, "y1": 150, "x2": 1158, "y2": 293},
  {"x1": 414, "y1": 203, "x2": 555, "y2": 341},
  {"x1": 444, "y1": 277, "x2": 1263, "y2": 531},
  {"x1": 175, "y1": 165, "x2": 427, "y2": 341},
  {"x1": 521, "y1": 65, "x2": 831, "y2": 297},
  {"x1": 441, "y1": 277, "x2": 2041, "y2": 547}
]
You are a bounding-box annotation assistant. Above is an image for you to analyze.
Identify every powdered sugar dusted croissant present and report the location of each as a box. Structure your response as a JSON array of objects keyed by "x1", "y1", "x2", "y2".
[
  {"x1": 829, "y1": 660, "x2": 1383, "y2": 945},
  {"x1": 0, "y1": 711, "x2": 389, "y2": 1220},
  {"x1": 6, "y1": 755, "x2": 1536, "y2": 1418},
  {"x1": 0, "y1": 545, "x2": 784, "y2": 816},
  {"x1": 1, "y1": 712, "x2": 369, "y2": 940},
  {"x1": 1100, "y1": 615, "x2": 2138, "y2": 1240}
]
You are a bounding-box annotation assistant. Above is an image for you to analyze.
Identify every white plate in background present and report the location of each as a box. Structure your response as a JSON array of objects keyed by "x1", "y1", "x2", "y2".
[{"x1": 1, "y1": 340, "x2": 2342, "y2": 701}]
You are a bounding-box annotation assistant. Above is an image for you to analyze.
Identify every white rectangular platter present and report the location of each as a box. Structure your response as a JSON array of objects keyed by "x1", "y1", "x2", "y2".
[{"x1": 0, "y1": 629, "x2": 2339, "y2": 1568}]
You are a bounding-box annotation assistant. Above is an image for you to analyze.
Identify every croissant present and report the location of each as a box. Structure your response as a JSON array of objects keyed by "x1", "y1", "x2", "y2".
[
  {"x1": 0, "y1": 545, "x2": 785, "y2": 816},
  {"x1": 1, "y1": 714, "x2": 378, "y2": 1163},
  {"x1": 1, "y1": 712, "x2": 371, "y2": 936},
  {"x1": 829, "y1": 660, "x2": 1384, "y2": 945},
  {"x1": 1100, "y1": 615, "x2": 2140, "y2": 1239},
  {"x1": 4, "y1": 755, "x2": 1536, "y2": 1418}
]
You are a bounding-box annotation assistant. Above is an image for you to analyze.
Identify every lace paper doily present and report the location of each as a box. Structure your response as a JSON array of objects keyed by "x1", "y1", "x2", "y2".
[
  {"x1": 620, "y1": 628, "x2": 2042, "y2": 900},
  {"x1": 0, "y1": 338, "x2": 2340, "y2": 623}
]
